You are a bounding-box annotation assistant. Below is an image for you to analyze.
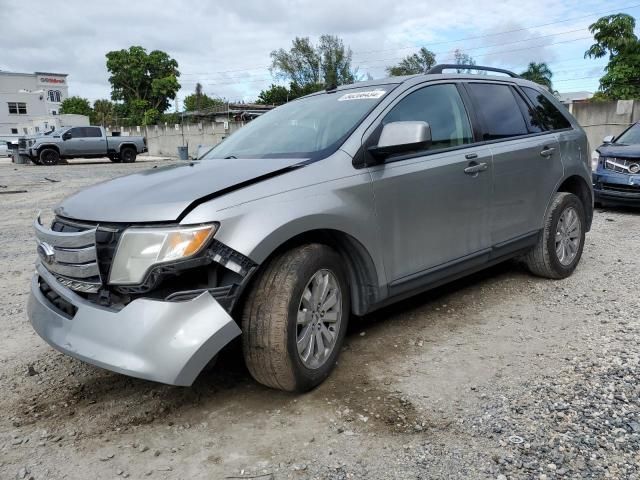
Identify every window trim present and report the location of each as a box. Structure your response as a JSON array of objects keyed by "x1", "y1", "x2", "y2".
[{"x1": 358, "y1": 80, "x2": 476, "y2": 167}]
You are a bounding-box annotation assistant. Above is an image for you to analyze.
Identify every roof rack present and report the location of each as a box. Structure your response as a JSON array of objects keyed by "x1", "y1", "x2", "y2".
[{"x1": 426, "y1": 64, "x2": 520, "y2": 78}]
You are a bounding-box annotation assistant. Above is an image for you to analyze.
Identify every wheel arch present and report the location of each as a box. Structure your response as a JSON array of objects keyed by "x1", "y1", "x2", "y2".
[
  {"x1": 118, "y1": 142, "x2": 137, "y2": 152},
  {"x1": 239, "y1": 228, "x2": 381, "y2": 317},
  {"x1": 556, "y1": 175, "x2": 593, "y2": 230},
  {"x1": 36, "y1": 144, "x2": 60, "y2": 155}
]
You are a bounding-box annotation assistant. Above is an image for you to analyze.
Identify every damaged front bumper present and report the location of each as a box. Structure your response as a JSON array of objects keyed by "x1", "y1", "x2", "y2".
[{"x1": 28, "y1": 263, "x2": 241, "y2": 386}]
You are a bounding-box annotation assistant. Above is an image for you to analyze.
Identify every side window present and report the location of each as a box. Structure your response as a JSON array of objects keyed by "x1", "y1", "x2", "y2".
[
  {"x1": 467, "y1": 83, "x2": 529, "y2": 140},
  {"x1": 383, "y1": 84, "x2": 472, "y2": 150},
  {"x1": 84, "y1": 127, "x2": 102, "y2": 137},
  {"x1": 69, "y1": 127, "x2": 85, "y2": 138},
  {"x1": 522, "y1": 87, "x2": 571, "y2": 131},
  {"x1": 513, "y1": 90, "x2": 545, "y2": 134}
]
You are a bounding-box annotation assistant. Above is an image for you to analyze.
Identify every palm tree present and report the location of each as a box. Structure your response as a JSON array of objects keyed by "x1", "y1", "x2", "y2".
[{"x1": 520, "y1": 62, "x2": 554, "y2": 91}]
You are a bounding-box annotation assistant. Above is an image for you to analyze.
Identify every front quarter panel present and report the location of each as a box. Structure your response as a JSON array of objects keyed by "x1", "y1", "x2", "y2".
[{"x1": 180, "y1": 151, "x2": 387, "y2": 292}]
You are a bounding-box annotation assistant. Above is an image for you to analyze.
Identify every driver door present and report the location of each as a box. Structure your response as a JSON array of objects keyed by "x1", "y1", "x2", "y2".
[{"x1": 366, "y1": 83, "x2": 493, "y2": 290}]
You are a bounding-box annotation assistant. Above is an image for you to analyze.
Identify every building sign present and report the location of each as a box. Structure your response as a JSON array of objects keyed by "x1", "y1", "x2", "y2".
[{"x1": 40, "y1": 77, "x2": 65, "y2": 84}]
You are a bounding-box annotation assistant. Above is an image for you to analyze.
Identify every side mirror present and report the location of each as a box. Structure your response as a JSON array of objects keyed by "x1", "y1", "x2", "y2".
[
  {"x1": 62, "y1": 132, "x2": 72, "y2": 141},
  {"x1": 603, "y1": 135, "x2": 614, "y2": 144},
  {"x1": 368, "y1": 121, "x2": 432, "y2": 162}
]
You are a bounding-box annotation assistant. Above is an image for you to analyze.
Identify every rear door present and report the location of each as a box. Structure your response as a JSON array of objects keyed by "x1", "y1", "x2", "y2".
[
  {"x1": 366, "y1": 82, "x2": 493, "y2": 287},
  {"x1": 81, "y1": 127, "x2": 107, "y2": 155},
  {"x1": 464, "y1": 82, "x2": 563, "y2": 246}
]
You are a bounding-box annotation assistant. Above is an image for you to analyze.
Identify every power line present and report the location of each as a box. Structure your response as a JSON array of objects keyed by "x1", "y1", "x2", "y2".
[{"x1": 179, "y1": 2, "x2": 640, "y2": 78}]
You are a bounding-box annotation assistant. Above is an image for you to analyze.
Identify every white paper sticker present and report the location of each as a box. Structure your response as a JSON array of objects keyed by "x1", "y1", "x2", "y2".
[{"x1": 338, "y1": 90, "x2": 386, "y2": 101}]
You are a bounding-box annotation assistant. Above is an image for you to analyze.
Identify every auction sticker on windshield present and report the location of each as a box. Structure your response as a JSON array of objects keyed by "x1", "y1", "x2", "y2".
[{"x1": 338, "y1": 90, "x2": 386, "y2": 101}]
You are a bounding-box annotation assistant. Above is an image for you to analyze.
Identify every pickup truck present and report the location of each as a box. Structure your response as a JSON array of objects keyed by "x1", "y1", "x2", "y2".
[{"x1": 19, "y1": 126, "x2": 147, "y2": 165}]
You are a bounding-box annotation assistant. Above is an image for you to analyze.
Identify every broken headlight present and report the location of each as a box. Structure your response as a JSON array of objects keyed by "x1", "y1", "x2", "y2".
[{"x1": 109, "y1": 224, "x2": 218, "y2": 285}]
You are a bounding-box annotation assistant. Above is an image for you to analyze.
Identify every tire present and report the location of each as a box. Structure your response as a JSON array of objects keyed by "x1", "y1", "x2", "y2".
[
  {"x1": 242, "y1": 244, "x2": 350, "y2": 392},
  {"x1": 30, "y1": 156, "x2": 42, "y2": 165},
  {"x1": 39, "y1": 148, "x2": 60, "y2": 166},
  {"x1": 524, "y1": 192, "x2": 586, "y2": 279},
  {"x1": 120, "y1": 147, "x2": 136, "y2": 163},
  {"x1": 109, "y1": 154, "x2": 121, "y2": 163}
]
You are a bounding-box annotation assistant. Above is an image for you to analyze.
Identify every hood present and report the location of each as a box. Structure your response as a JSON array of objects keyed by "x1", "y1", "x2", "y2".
[
  {"x1": 55, "y1": 158, "x2": 306, "y2": 223},
  {"x1": 597, "y1": 143, "x2": 640, "y2": 159}
]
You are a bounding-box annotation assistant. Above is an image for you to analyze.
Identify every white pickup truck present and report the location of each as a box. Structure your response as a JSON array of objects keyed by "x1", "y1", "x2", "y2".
[{"x1": 19, "y1": 126, "x2": 147, "y2": 165}]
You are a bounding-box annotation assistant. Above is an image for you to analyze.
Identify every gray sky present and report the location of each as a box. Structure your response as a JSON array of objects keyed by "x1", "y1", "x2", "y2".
[{"x1": 1, "y1": 0, "x2": 636, "y2": 106}]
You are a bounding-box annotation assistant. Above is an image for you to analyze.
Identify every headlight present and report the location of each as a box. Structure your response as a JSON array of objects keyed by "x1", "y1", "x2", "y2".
[
  {"x1": 592, "y1": 152, "x2": 602, "y2": 172},
  {"x1": 109, "y1": 224, "x2": 217, "y2": 285},
  {"x1": 28, "y1": 139, "x2": 35, "y2": 146}
]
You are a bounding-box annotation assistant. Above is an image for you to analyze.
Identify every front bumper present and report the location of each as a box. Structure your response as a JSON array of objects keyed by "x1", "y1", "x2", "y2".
[
  {"x1": 593, "y1": 170, "x2": 640, "y2": 206},
  {"x1": 28, "y1": 263, "x2": 241, "y2": 386}
]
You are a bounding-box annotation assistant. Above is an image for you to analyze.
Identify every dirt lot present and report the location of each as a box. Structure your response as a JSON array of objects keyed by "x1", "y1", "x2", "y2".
[{"x1": 1, "y1": 157, "x2": 639, "y2": 480}]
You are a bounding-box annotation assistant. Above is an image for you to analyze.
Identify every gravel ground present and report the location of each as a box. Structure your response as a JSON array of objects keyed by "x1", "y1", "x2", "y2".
[{"x1": 0, "y1": 157, "x2": 639, "y2": 479}]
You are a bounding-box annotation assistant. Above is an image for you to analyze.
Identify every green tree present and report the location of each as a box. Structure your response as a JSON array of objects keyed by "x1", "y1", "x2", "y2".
[
  {"x1": 90, "y1": 99, "x2": 115, "y2": 125},
  {"x1": 520, "y1": 62, "x2": 554, "y2": 90},
  {"x1": 105, "y1": 46, "x2": 181, "y2": 125},
  {"x1": 585, "y1": 14, "x2": 640, "y2": 100},
  {"x1": 256, "y1": 84, "x2": 291, "y2": 105},
  {"x1": 386, "y1": 47, "x2": 436, "y2": 76},
  {"x1": 270, "y1": 35, "x2": 357, "y2": 94},
  {"x1": 453, "y1": 49, "x2": 478, "y2": 73},
  {"x1": 59, "y1": 96, "x2": 92, "y2": 117},
  {"x1": 183, "y1": 84, "x2": 223, "y2": 112}
]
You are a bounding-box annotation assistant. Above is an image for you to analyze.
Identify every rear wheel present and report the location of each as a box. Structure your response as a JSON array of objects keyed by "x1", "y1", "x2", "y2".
[
  {"x1": 524, "y1": 192, "x2": 586, "y2": 279},
  {"x1": 39, "y1": 148, "x2": 60, "y2": 166},
  {"x1": 242, "y1": 244, "x2": 350, "y2": 392},
  {"x1": 120, "y1": 147, "x2": 136, "y2": 163}
]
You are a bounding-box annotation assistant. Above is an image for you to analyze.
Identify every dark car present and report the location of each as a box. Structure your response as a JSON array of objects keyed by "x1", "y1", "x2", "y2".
[{"x1": 593, "y1": 122, "x2": 640, "y2": 206}]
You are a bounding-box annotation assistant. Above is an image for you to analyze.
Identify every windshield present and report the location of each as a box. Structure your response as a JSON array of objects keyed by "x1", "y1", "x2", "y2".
[
  {"x1": 615, "y1": 123, "x2": 640, "y2": 145},
  {"x1": 204, "y1": 86, "x2": 392, "y2": 160}
]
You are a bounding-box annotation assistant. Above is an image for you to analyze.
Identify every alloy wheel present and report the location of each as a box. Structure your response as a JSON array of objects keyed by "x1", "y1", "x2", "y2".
[{"x1": 555, "y1": 206, "x2": 582, "y2": 266}]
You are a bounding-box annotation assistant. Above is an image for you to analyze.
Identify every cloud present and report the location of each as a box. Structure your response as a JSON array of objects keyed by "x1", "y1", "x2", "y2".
[{"x1": 0, "y1": 0, "x2": 609, "y2": 102}]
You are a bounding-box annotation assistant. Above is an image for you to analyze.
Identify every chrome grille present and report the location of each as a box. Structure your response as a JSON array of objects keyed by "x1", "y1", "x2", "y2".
[
  {"x1": 604, "y1": 157, "x2": 640, "y2": 174},
  {"x1": 34, "y1": 216, "x2": 102, "y2": 293}
]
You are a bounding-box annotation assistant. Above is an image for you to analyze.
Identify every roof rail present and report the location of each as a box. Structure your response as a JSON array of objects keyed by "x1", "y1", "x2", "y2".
[{"x1": 426, "y1": 64, "x2": 520, "y2": 78}]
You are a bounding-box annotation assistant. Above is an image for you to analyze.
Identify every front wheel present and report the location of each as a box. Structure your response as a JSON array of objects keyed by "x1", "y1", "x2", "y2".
[
  {"x1": 524, "y1": 192, "x2": 586, "y2": 279},
  {"x1": 39, "y1": 148, "x2": 60, "y2": 166},
  {"x1": 242, "y1": 244, "x2": 350, "y2": 392}
]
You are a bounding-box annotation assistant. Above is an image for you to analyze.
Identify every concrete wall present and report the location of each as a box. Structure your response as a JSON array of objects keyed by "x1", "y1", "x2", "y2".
[
  {"x1": 119, "y1": 120, "x2": 245, "y2": 158},
  {"x1": 569, "y1": 100, "x2": 640, "y2": 152},
  {"x1": 122, "y1": 100, "x2": 640, "y2": 159}
]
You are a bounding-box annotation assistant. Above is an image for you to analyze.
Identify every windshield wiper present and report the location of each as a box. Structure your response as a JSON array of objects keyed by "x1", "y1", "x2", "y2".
[{"x1": 224, "y1": 155, "x2": 237, "y2": 159}]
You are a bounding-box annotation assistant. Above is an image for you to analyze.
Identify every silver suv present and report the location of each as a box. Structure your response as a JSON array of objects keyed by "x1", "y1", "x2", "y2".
[{"x1": 28, "y1": 65, "x2": 593, "y2": 392}]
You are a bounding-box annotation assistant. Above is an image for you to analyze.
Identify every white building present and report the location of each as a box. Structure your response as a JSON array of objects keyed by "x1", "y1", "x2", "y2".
[{"x1": 0, "y1": 70, "x2": 69, "y2": 139}]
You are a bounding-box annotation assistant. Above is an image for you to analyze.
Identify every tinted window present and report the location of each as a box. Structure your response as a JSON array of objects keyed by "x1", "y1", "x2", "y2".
[
  {"x1": 513, "y1": 91, "x2": 544, "y2": 133},
  {"x1": 69, "y1": 127, "x2": 85, "y2": 138},
  {"x1": 383, "y1": 84, "x2": 472, "y2": 150},
  {"x1": 84, "y1": 127, "x2": 102, "y2": 137},
  {"x1": 467, "y1": 83, "x2": 528, "y2": 140},
  {"x1": 522, "y1": 87, "x2": 571, "y2": 131}
]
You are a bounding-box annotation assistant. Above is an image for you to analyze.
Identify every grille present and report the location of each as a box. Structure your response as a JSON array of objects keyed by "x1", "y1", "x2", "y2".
[
  {"x1": 18, "y1": 139, "x2": 27, "y2": 149},
  {"x1": 604, "y1": 157, "x2": 640, "y2": 174},
  {"x1": 35, "y1": 216, "x2": 123, "y2": 293},
  {"x1": 602, "y1": 183, "x2": 640, "y2": 194},
  {"x1": 39, "y1": 277, "x2": 77, "y2": 318}
]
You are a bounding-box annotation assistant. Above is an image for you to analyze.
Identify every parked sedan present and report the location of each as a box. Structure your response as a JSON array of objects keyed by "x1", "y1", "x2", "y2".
[{"x1": 592, "y1": 122, "x2": 640, "y2": 206}]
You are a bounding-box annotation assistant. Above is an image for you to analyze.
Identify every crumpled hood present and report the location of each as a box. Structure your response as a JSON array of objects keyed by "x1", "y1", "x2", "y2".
[
  {"x1": 55, "y1": 158, "x2": 306, "y2": 223},
  {"x1": 597, "y1": 144, "x2": 640, "y2": 159}
]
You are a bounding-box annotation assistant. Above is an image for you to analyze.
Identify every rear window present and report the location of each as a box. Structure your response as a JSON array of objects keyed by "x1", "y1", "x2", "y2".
[
  {"x1": 521, "y1": 87, "x2": 571, "y2": 131},
  {"x1": 467, "y1": 83, "x2": 528, "y2": 140}
]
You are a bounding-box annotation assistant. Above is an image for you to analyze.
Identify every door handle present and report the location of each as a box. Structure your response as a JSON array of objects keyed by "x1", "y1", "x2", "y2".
[
  {"x1": 540, "y1": 146, "x2": 555, "y2": 158},
  {"x1": 465, "y1": 153, "x2": 478, "y2": 160},
  {"x1": 464, "y1": 162, "x2": 488, "y2": 175}
]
